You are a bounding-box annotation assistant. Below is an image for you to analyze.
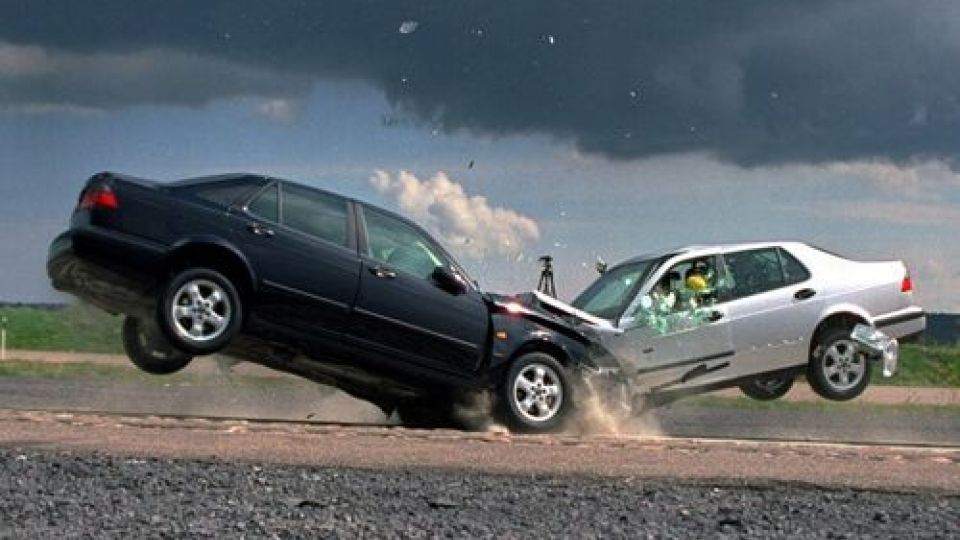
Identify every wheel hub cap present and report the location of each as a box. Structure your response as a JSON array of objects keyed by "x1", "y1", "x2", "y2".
[
  {"x1": 171, "y1": 279, "x2": 231, "y2": 344},
  {"x1": 822, "y1": 339, "x2": 865, "y2": 391},
  {"x1": 512, "y1": 363, "x2": 563, "y2": 423}
]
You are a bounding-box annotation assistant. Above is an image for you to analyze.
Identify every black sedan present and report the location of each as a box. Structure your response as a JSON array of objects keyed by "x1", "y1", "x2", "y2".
[{"x1": 48, "y1": 172, "x2": 618, "y2": 432}]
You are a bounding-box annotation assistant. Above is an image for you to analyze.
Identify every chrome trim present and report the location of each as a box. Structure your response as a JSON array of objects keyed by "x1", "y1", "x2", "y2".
[
  {"x1": 874, "y1": 308, "x2": 925, "y2": 329},
  {"x1": 633, "y1": 350, "x2": 735, "y2": 375},
  {"x1": 262, "y1": 279, "x2": 349, "y2": 310}
]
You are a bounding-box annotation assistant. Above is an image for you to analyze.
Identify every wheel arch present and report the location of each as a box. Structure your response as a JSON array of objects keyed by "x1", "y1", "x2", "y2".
[
  {"x1": 809, "y1": 305, "x2": 871, "y2": 359},
  {"x1": 508, "y1": 338, "x2": 573, "y2": 369},
  {"x1": 162, "y1": 237, "x2": 257, "y2": 302}
]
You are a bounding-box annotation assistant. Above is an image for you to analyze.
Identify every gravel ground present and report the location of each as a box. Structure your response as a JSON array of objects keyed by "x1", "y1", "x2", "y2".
[{"x1": 1, "y1": 449, "x2": 956, "y2": 539}]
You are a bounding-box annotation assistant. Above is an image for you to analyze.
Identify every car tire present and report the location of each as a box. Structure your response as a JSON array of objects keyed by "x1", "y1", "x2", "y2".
[
  {"x1": 158, "y1": 268, "x2": 242, "y2": 355},
  {"x1": 807, "y1": 327, "x2": 872, "y2": 401},
  {"x1": 739, "y1": 371, "x2": 795, "y2": 401},
  {"x1": 121, "y1": 316, "x2": 194, "y2": 375},
  {"x1": 498, "y1": 352, "x2": 572, "y2": 433}
]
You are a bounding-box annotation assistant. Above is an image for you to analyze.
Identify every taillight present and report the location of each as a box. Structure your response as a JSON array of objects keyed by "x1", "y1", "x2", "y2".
[
  {"x1": 79, "y1": 186, "x2": 119, "y2": 210},
  {"x1": 901, "y1": 273, "x2": 913, "y2": 293}
]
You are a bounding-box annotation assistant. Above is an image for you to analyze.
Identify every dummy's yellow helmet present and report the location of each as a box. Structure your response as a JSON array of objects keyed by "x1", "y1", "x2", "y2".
[{"x1": 686, "y1": 274, "x2": 708, "y2": 291}]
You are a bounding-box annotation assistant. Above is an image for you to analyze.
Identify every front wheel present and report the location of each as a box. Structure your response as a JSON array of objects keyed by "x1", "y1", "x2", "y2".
[
  {"x1": 739, "y1": 371, "x2": 795, "y2": 401},
  {"x1": 498, "y1": 353, "x2": 572, "y2": 433},
  {"x1": 122, "y1": 316, "x2": 193, "y2": 375},
  {"x1": 158, "y1": 268, "x2": 242, "y2": 355},
  {"x1": 807, "y1": 328, "x2": 871, "y2": 401}
]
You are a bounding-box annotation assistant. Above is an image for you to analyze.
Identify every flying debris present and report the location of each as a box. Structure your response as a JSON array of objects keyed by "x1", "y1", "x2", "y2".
[{"x1": 398, "y1": 21, "x2": 419, "y2": 34}]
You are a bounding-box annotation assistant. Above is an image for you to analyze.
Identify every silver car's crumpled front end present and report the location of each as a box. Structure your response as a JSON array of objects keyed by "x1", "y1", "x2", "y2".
[{"x1": 851, "y1": 324, "x2": 899, "y2": 377}]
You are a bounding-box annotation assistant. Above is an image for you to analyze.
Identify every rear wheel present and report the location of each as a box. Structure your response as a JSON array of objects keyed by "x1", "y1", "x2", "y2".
[
  {"x1": 739, "y1": 371, "x2": 795, "y2": 401},
  {"x1": 498, "y1": 353, "x2": 572, "y2": 433},
  {"x1": 158, "y1": 268, "x2": 242, "y2": 355},
  {"x1": 807, "y1": 327, "x2": 871, "y2": 401},
  {"x1": 121, "y1": 316, "x2": 193, "y2": 375}
]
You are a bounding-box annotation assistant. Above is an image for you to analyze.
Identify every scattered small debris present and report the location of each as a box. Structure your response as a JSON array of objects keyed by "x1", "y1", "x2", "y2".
[
  {"x1": 427, "y1": 497, "x2": 460, "y2": 509},
  {"x1": 717, "y1": 516, "x2": 743, "y2": 528},
  {"x1": 467, "y1": 159, "x2": 475, "y2": 169},
  {"x1": 287, "y1": 498, "x2": 324, "y2": 509},
  {"x1": 398, "y1": 21, "x2": 419, "y2": 34}
]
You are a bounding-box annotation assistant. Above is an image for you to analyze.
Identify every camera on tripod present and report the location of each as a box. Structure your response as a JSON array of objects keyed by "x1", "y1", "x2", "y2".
[{"x1": 537, "y1": 255, "x2": 556, "y2": 298}]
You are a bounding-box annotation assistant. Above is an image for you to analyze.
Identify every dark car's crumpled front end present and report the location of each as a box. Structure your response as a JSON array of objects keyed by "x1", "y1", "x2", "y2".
[{"x1": 484, "y1": 291, "x2": 629, "y2": 406}]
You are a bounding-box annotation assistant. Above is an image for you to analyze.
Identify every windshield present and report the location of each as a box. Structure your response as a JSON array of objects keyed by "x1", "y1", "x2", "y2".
[{"x1": 571, "y1": 259, "x2": 658, "y2": 320}]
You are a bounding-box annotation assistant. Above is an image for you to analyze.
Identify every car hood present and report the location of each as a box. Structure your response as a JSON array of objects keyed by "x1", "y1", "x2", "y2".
[{"x1": 485, "y1": 290, "x2": 621, "y2": 340}]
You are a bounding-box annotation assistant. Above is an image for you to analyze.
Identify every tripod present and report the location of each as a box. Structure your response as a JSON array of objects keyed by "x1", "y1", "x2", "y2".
[{"x1": 537, "y1": 255, "x2": 557, "y2": 298}]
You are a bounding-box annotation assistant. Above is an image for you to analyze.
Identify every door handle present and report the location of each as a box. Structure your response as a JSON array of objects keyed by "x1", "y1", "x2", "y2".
[
  {"x1": 369, "y1": 266, "x2": 397, "y2": 279},
  {"x1": 247, "y1": 222, "x2": 275, "y2": 237},
  {"x1": 706, "y1": 310, "x2": 724, "y2": 322},
  {"x1": 794, "y1": 288, "x2": 816, "y2": 300}
]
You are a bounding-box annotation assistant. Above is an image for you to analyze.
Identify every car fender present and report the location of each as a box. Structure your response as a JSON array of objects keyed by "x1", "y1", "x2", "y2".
[
  {"x1": 810, "y1": 302, "x2": 872, "y2": 342},
  {"x1": 166, "y1": 235, "x2": 259, "y2": 293},
  {"x1": 488, "y1": 312, "x2": 599, "y2": 373}
]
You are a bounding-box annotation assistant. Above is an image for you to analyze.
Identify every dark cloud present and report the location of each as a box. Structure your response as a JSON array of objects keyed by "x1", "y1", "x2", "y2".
[{"x1": 2, "y1": 1, "x2": 959, "y2": 166}]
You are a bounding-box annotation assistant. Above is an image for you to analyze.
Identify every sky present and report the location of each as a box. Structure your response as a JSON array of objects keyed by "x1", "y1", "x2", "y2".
[{"x1": 0, "y1": 1, "x2": 958, "y2": 311}]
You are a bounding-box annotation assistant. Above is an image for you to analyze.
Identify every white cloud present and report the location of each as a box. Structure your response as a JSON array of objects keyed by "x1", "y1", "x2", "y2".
[
  {"x1": 810, "y1": 200, "x2": 960, "y2": 227},
  {"x1": 370, "y1": 170, "x2": 540, "y2": 258},
  {"x1": 822, "y1": 159, "x2": 960, "y2": 201},
  {"x1": 254, "y1": 98, "x2": 300, "y2": 123}
]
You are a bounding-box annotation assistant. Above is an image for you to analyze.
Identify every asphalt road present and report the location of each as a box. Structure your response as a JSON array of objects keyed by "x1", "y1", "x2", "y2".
[
  {"x1": 1, "y1": 448, "x2": 956, "y2": 539},
  {"x1": 0, "y1": 377, "x2": 956, "y2": 446},
  {"x1": 0, "y1": 410, "x2": 957, "y2": 538}
]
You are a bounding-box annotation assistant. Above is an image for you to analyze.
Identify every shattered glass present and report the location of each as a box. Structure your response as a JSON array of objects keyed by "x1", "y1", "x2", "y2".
[{"x1": 621, "y1": 258, "x2": 726, "y2": 335}]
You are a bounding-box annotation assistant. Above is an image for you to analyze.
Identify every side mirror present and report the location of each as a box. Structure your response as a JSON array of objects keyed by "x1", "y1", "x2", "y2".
[{"x1": 431, "y1": 266, "x2": 467, "y2": 295}]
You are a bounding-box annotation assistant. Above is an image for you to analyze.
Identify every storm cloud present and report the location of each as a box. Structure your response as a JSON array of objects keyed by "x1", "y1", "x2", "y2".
[{"x1": 2, "y1": 1, "x2": 959, "y2": 166}]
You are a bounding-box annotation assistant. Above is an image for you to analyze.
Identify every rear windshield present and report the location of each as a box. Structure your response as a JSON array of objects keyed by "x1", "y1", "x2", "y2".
[{"x1": 176, "y1": 178, "x2": 266, "y2": 208}]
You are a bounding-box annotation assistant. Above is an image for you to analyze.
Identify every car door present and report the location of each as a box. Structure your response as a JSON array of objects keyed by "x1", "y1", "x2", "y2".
[
  {"x1": 231, "y1": 181, "x2": 361, "y2": 338},
  {"x1": 346, "y1": 205, "x2": 489, "y2": 374},
  {"x1": 609, "y1": 254, "x2": 735, "y2": 391},
  {"x1": 720, "y1": 246, "x2": 823, "y2": 378}
]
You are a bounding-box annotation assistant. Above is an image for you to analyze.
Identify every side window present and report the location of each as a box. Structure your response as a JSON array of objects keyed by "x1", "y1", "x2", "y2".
[
  {"x1": 778, "y1": 248, "x2": 811, "y2": 285},
  {"x1": 623, "y1": 255, "x2": 721, "y2": 334},
  {"x1": 281, "y1": 184, "x2": 349, "y2": 247},
  {"x1": 722, "y1": 248, "x2": 785, "y2": 300},
  {"x1": 247, "y1": 183, "x2": 279, "y2": 223},
  {"x1": 363, "y1": 208, "x2": 447, "y2": 280},
  {"x1": 646, "y1": 256, "x2": 721, "y2": 312}
]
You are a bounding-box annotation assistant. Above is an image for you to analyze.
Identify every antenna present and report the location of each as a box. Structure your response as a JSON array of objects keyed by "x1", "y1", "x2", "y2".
[{"x1": 537, "y1": 255, "x2": 557, "y2": 298}]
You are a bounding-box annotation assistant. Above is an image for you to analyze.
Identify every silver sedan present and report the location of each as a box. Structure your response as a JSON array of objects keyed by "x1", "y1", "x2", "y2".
[{"x1": 565, "y1": 241, "x2": 925, "y2": 404}]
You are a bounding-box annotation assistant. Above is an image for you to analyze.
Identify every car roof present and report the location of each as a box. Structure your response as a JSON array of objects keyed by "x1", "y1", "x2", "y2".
[
  {"x1": 166, "y1": 172, "x2": 270, "y2": 188},
  {"x1": 617, "y1": 241, "x2": 809, "y2": 266}
]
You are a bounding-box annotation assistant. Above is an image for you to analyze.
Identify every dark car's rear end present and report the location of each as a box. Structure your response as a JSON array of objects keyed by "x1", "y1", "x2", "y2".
[
  {"x1": 49, "y1": 171, "x2": 271, "y2": 317},
  {"x1": 48, "y1": 172, "x2": 181, "y2": 316}
]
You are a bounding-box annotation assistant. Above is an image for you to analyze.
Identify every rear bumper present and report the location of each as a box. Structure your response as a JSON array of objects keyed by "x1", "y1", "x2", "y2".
[
  {"x1": 47, "y1": 228, "x2": 166, "y2": 317},
  {"x1": 873, "y1": 306, "x2": 926, "y2": 341}
]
